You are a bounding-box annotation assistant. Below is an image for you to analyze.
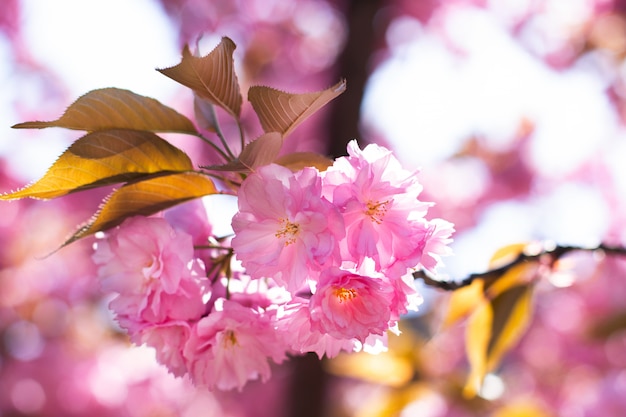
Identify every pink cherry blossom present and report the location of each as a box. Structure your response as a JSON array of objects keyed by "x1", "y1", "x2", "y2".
[
  {"x1": 163, "y1": 199, "x2": 213, "y2": 247},
  {"x1": 231, "y1": 164, "x2": 344, "y2": 292},
  {"x1": 183, "y1": 299, "x2": 286, "y2": 391},
  {"x1": 322, "y1": 140, "x2": 435, "y2": 274},
  {"x1": 309, "y1": 267, "x2": 395, "y2": 342},
  {"x1": 92, "y1": 216, "x2": 195, "y2": 295},
  {"x1": 388, "y1": 271, "x2": 424, "y2": 321},
  {"x1": 111, "y1": 275, "x2": 208, "y2": 333},
  {"x1": 134, "y1": 321, "x2": 192, "y2": 377},
  {"x1": 276, "y1": 298, "x2": 357, "y2": 359},
  {"x1": 417, "y1": 218, "x2": 455, "y2": 273},
  {"x1": 92, "y1": 216, "x2": 209, "y2": 328}
]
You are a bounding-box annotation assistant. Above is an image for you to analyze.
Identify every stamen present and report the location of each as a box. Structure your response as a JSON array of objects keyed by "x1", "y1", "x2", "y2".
[
  {"x1": 334, "y1": 287, "x2": 357, "y2": 303},
  {"x1": 223, "y1": 330, "x2": 238, "y2": 347},
  {"x1": 365, "y1": 199, "x2": 390, "y2": 224},
  {"x1": 275, "y1": 218, "x2": 300, "y2": 246}
]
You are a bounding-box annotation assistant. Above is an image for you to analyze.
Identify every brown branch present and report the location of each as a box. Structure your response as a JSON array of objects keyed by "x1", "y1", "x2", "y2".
[{"x1": 414, "y1": 242, "x2": 626, "y2": 291}]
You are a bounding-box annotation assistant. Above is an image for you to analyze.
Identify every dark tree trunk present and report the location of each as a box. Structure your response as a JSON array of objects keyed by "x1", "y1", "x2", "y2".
[
  {"x1": 286, "y1": 2, "x2": 385, "y2": 417},
  {"x1": 326, "y1": 0, "x2": 385, "y2": 159}
]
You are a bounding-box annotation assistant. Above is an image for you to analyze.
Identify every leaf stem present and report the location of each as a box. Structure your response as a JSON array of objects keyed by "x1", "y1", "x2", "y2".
[
  {"x1": 193, "y1": 133, "x2": 231, "y2": 161},
  {"x1": 237, "y1": 118, "x2": 245, "y2": 154},
  {"x1": 214, "y1": 123, "x2": 237, "y2": 160}
]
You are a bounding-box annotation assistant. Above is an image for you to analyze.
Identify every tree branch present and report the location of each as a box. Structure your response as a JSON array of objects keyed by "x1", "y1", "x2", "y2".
[{"x1": 414, "y1": 242, "x2": 626, "y2": 291}]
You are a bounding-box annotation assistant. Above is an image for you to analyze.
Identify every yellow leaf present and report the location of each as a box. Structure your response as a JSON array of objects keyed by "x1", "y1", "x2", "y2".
[
  {"x1": 1, "y1": 129, "x2": 193, "y2": 200},
  {"x1": 64, "y1": 172, "x2": 218, "y2": 246},
  {"x1": 248, "y1": 79, "x2": 346, "y2": 138},
  {"x1": 486, "y1": 283, "x2": 534, "y2": 370},
  {"x1": 492, "y1": 399, "x2": 552, "y2": 417},
  {"x1": 464, "y1": 296, "x2": 492, "y2": 398},
  {"x1": 486, "y1": 261, "x2": 538, "y2": 299},
  {"x1": 488, "y1": 242, "x2": 528, "y2": 269},
  {"x1": 464, "y1": 280, "x2": 535, "y2": 397},
  {"x1": 13, "y1": 88, "x2": 197, "y2": 134},
  {"x1": 325, "y1": 350, "x2": 414, "y2": 388},
  {"x1": 444, "y1": 279, "x2": 485, "y2": 327},
  {"x1": 158, "y1": 37, "x2": 242, "y2": 118},
  {"x1": 275, "y1": 152, "x2": 334, "y2": 172}
]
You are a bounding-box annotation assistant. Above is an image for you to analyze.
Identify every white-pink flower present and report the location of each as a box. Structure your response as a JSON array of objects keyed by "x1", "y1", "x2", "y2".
[
  {"x1": 309, "y1": 267, "x2": 395, "y2": 342},
  {"x1": 231, "y1": 164, "x2": 344, "y2": 292},
  {"x1": 417, "y1": 218, "x2": 455, "y2": 273},
  {"x1": 163, "y1": 199, "x2": 213, "y2": 246},
  {"x1": 323, "y1": 140, "x2": 433, "y2": 273},
  {"x1": 93, "y1": 216, "x2": 194, "y2": 295},
  {"x1": 92, "y1": 216, "x2": 208, "y2": 327},
  {"x1": 276, "y1": 298, "x2": 356, "y2": 359},
  {"x1": 183, "y1": 299, "x2": 286, "y2": 391},
  {"x1": 134, "y1": 321, "x2": 192, "y2": 377}
]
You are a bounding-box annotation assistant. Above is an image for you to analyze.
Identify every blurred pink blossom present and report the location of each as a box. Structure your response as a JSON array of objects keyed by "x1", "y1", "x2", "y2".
[{"x1": 183, "y1": 299, "x2": 286, "y2": 391}]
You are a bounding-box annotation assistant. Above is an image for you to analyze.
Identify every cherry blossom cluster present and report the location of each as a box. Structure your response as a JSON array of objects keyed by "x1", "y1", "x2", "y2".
[{"x1": 92, "y1": 140, "x2": 454, "y2": 391}]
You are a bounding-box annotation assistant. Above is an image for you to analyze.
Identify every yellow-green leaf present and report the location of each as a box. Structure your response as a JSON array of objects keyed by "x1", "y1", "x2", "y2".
[
  {"x1": 1, "y1": 130, "x2": 193, "y2": 200},
  {"x1": 464, "y1": 279, "x2": 535, "y2": 397},
  {"x1": 13, "y1": 88, "x2": 197, "y2": 134},
  {"x1": 485, "y1": 261, "x2": 537, "y2": 300},
  {"x1": 248, "y1": 79, "x2": 346, "y2": 138},
  {"x1": 158, "y1": 37, "x2": 242, "y2": 118},
  {"x1": 275, "y1": 152, "x2": 334, "y2": 172},
  {"x1": 488, "y1": 243, "x2": 528, "y2": 268},
  {"x1": 444, "y1": 279, "x2": 484, "y2": 327},
  {"x1": 64, "y1": 172, "x2": 218, "y2": 246}
]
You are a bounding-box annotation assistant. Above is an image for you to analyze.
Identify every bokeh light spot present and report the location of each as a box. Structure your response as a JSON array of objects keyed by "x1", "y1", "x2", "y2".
[{"x1": 11, "y1": 378, "x2": 46, "y2": 414}]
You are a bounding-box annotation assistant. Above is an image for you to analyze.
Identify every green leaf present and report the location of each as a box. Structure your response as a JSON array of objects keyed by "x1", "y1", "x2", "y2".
[
  {"x1": 13, "y1": 88, "x2": 197, "y2": 134},
  {"x1": 248, "y1": 79, "x2": 346, "y2": 138},
  {"x1": 158, "y1": 37, "x2": 242, "y2": 118},
  {"x1": 64, "y1": 172, "x2": 218, "y2": 246},
  {"x1": 1, "y1": 129, "x2": 193, "y2": 200}
]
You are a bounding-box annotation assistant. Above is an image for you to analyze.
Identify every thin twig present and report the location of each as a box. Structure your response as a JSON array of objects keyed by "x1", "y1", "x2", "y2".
[
  {"x1": 414, "y1": 242, "x2": 626, "y2": 291},
  {"x1": 193, "y1": 132, "x2": 231, "y2": 161}
]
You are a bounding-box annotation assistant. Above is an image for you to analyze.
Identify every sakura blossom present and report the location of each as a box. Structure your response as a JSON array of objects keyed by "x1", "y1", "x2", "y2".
[
  {"x1": 92, "y1": 216, "x2": 208, "y2": 328},
  {"x1": 231, "y1": 164, "x2": 345, "y2": 292},
  {"x1": 309, "y1": 267, "x2": 395, "y2": 342},
  {"x1": 183, "y1": 299, "x2": 286, "y2": 391},
  {"x1": 322, "y1": 140, "x2": 445, "y2": 275},
  {"x1": 276, "y1": 298, "x2": 357, "y2": 359},
  {"x1": 89, "y1": 141, "x2": 453, "y2": 392}
]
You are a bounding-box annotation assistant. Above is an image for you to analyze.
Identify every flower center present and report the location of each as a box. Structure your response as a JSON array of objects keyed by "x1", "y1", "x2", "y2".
[
  {"x1": 275, "y1": 218, "x2": 300, "y2": 246},
  {"x1": 222, "y1": 330, "x2": 238, "y2": 347},
  {"x1": 365, "y1": 199, "x2": 390, "y2": 224},
  {"x1": 334, "y1": 287, "x2": 357, "y2": 303}
]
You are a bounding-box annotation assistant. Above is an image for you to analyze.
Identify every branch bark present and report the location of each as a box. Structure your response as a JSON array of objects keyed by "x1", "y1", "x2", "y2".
[{"x1": 414, "y1": 242, "x2": 626, "y2": 291}]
